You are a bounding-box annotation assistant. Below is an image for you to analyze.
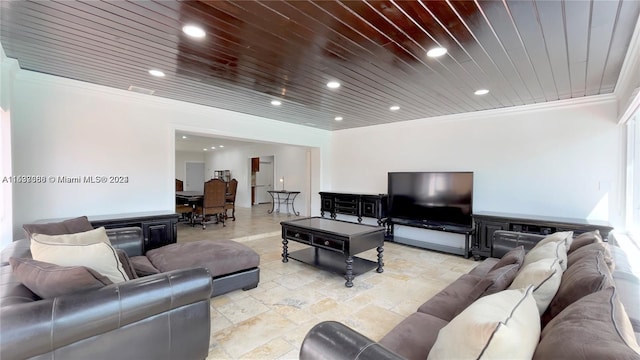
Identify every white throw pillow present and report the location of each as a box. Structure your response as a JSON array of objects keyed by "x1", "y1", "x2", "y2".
[
  {"x1": 523, "y1": 240, "x2": 567, "y2": 271},
  {"x1": 508, "y1": 258, "x2": 562, "y2": 314},
  {"x1": 31, "y1": 226, "x2": 111, "y2": 245},
  {"x1": 30, "y1": 235, "x2": 129, "y2": 284},
  {"x1": 533, "y1": 231, "x2": 573, "y2": 252},
  {"x1": 427, "y1": 286, "x2": 540, "y2": 360}
]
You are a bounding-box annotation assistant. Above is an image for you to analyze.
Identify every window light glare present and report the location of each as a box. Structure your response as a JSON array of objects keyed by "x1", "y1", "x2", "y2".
[
  {"x1": 334, "y1": 116, "x2": 343, "y2": 121},
  {"x1": 389, "y1": 105, "x2": 400, "y2": 111},
  {"x1": 327, "y1": 81, "x2": 341, "y2": 89},
  {"x1": 474, "y1": 89, "x2": 490, "y2": 95},
  {"x1": 148, "y1": 69, "x2": 165, "y2": 77},
  {"x1": 427, "y1": 47, "x2": 447, "y2": 58},
  {"x1": 271, "y1": 100, "x2": 282, "y2": 106},
  {"x1": 182, "y1": 25, "x2": 206, "y2": 38}
]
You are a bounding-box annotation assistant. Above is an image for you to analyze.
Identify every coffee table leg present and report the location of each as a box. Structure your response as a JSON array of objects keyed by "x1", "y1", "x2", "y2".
[
  {"x1": 345, "y1": 256, "x2": 354, "y2": 287},
  {"x1": 282, "y1": 238, "x2": 289, "y2": 263},
  {"x1": 376, "y1": 246, "x2": 384, "y2": 273}
]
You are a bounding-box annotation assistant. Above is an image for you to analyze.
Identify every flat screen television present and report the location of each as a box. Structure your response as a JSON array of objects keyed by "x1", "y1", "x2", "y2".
[{"x1": 388, "y1": 171, "x2": 474, "y2": 228}]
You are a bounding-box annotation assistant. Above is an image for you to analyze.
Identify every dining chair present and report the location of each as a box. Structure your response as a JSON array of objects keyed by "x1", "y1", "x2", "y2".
[
  {"x1": 175, "y1": 178, "x2": 192, "y2": 222},
  {"x1": 225, "y1": 178, "x2": 238, "y2": 221},
  {"x1": 196, "y1": 178, "x2": 226, "y2": 229}
]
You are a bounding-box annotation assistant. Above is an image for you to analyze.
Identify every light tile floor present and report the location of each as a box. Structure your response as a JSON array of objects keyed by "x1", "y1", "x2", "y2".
[{"x1": 177, "y1": 205, "x2": 477, "y2": 360}]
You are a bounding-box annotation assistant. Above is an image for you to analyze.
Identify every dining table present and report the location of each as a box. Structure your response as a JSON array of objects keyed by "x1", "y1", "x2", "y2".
[{"x1": 176, "y1": 191, "x2": 203, "y2": 226}]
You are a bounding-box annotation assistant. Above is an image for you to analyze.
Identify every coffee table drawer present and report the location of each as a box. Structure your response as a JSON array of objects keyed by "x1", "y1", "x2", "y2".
[
  {"x1": 285, "y1": 229, "x2": 311, "y2": 243},
  {"x1": 312, "y1": 235, "x2": 345, "y2": 251}
]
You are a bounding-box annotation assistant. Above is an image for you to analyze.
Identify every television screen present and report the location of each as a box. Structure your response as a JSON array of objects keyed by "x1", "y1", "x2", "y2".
[{"x1": 388, "y1": 172, "x2": 474, "y2": 228}]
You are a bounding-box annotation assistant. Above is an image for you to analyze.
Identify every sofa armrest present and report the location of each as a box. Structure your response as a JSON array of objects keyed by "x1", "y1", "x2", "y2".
[
  {"x1": 106, "y1": 226, "x2": 144, "y2": 256},
  {"x1": 492, "y1": 230, "x2": 546, "y2": 258},
  {"x1": 0, "y1": 267, "x2": 212, "y2": 360},
  {"x1": 300, "y1": 321, "x2": 406, "y2": 360}
]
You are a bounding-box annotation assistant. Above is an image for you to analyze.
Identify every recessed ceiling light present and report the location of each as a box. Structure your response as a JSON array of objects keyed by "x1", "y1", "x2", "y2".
[
  {"x1": 219, "y1": 145, "x2": 224, "y2": 148},
  {"x1": 271, "y1": 100, "x2": 282, "y2": 106},
  {"x1": 327, "y1": 81, "x2": 341, "y2": 89},
  {"x1": 182, "y1": 25, "x2": 206, "y2": 39},
  {"x1": 390, "y1": 105, "x2": 400, "y2": 111},
  {"x1": 210, "y1": 146, "x2": 215, "y2": 150},
  {"x1": 427, "y1": 47, "x2": 448, "y2": 58},
  {"x1": 203, "y1": 148, "x2": 207, "y2": 151},
  {"x1": 334, "y1": 116, "x2": 343, "y2": 121},
  {"x1": 182, "y1": 135, "x2": 187, "y2": 139},
  {"x1": 474, "y1": 89, "x2": 490, "y2": 95},
  {"x1": 148, "y1": 69, "x2": 165, "y2": 77}
]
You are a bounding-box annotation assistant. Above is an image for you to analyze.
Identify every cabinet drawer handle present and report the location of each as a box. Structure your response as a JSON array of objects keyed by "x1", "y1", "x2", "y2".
[
  {"x1": 324, "y1": 240, "x2": 330, "y2": 246},
  {"x1": 295, "y1": 233, "x2": 300, "y2": 238}
]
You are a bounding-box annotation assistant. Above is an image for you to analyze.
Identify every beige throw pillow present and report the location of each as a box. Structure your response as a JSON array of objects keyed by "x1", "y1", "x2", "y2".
[
  {"x1": 534, "y1": 231, "x2": 574, "y2": 250},
  {"x1": 427, "y1": 286, "x2": 540, "y2": 360},
  {"x1": 523, "y1": 240, "x2": 567, "y2": 271},
  {"x1": 31, "y1": 226, "x2": 111, "y2": 245},
  {"x1": 508, "y1": 258, "x2": 563, "y2": 314},
  {"x1": 30, "y1": 231, "x2": 129, "y2": 284}
]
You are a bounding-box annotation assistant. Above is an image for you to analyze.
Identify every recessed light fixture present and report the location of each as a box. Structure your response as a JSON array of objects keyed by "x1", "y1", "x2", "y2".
[
  {"x1": 334, "y1": 116, "x2": 343, "y2": 121},
  {"x1": 427, "y1": 47, "x2": 448, "y2": 58},
  {"x1": 219, "y1": 145, "x2": 224, "y2": 148},
  {"x1": 148, "y1": 69, "x2": 165, "y2": 77},
  {"x1": 203, "y1": 148, "x2": 208, "y2": 151},
  {"x1": 474, "y1": 89, "x2": 490, "y2": 95},
  {"x1": 210, "y1": 146, "x2": 215, "y2": 150},
  {"x1": 182, "y1": 24, "x2": 206, "y2": 39},
  {"x1": 327, "y1": 81, "x2": 341, "y2": 89},
  {"x1": 182, "y1": 135, "x2": 187, "y2": 139},
  {"x1": 271, "y1": 100, "x2": 282, "y2": 106},
  {"x1": 390, "y1": 105, "x2": 400, "y2": 111}
]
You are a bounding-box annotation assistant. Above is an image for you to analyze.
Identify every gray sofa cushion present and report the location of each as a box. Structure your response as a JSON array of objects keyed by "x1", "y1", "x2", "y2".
[
  {"x1": 130, "y1": 256, "x2": 160, "y2": 277},
  {"x1": 379, "y1": 312, "x2": 449, "y2": 360},
  {"x1": 468, "y1": 258, "x2": 500, "y2": 277},
  {"x1": 489, "y1": 246, "x2": 525, "y2": 272},
  {"x1": 534, "y1": 287, "x2": 640, "y2": 360},
  {"x1": 9, "y1": 257, "x2": 112, "y2": 298},
  {"x1": 146, "y1": 239, "x2": 259, "y2": 278},
  {"x1": 546, "y1": 250, "x2": 614, "y2": 321},
  {"x1": 568, "y1": 242, "x2": 614, "y2": 271},
  {"x1": 483, "y1": 263, "x2": 521, "y2": 296},
  {"x1": 568, "y1": 230, "x2": 603, "y2": 253},
  {"x1": 22, "y1": 216, "x2": 93, "y2": 238},
  {"x1": 417, "y1": 274, "x2": 492, "y2": 322}
]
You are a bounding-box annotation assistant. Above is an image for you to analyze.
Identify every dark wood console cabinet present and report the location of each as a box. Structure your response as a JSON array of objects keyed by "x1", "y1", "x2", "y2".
[
  {"x1": 472, "y1": 211, "x2": 613, "y2": 259},
  {"x1": 88, "y1": 211, "x2": 178, "y2": 253},
  {"x1": 319, "y1": 192, "x2": 388, "y2": 226}
]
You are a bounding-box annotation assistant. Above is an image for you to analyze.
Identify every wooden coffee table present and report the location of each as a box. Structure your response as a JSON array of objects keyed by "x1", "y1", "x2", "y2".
[{"x1": 280, "y1": 217, "x2": 385, "y2": 287}]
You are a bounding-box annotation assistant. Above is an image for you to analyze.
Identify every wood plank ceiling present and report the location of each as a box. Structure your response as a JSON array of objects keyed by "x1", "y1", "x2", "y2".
[{"x1": 1, "y1": 0, "x2": 639, "y2": 131}]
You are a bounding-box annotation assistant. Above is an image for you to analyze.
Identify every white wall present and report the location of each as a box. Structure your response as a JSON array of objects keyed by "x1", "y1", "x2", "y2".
[
  {"x1": 175, "y1": 151, "x2": 205, "y2": 184},
  {"x1": 207, "y1": 143, "x2": 312, "y2": 215},
  {"x1": 330, "y1": 97, "x2": 623, "y2": 227},
  {"x1": 8, "y1": 69, "x2": 331, "y2": 240}
]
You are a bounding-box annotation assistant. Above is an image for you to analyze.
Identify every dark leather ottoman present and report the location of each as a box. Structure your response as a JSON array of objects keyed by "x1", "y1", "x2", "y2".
[{"x1": 145, "y1": 239, "x2": 260, "y2": 297}]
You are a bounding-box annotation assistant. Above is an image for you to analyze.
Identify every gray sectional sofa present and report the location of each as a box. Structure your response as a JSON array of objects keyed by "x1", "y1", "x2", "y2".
[
  {"x1": 0, "y1": 227, "x2": 213, "y2": 360},
  {"x1": 300, "y1": 230, "x2": 640, "y2": 360}
]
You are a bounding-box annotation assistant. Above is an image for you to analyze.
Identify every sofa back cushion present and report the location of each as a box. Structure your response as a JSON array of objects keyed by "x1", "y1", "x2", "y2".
[
  {"x1": 427, "y1": 287, "x2": 540, "y2": 360},
  {"x1": 568, "y1": 230, "x2": 603, "y2": 253},
  {"x1": 522, "y1": 240, "x2": 567, "y2": 271},
  {"x1": 9, "y1": 257, "x2": 112, "y2": 299},
  {"x1": 482, "y1": 264, "x2": 521, "y2": 296},
  {"x1": 568, "y1": 242, "x2": 614, "y2": 271},
  {"x1": 489, "y1": 246, "x2": 525, "y2": 273},
  {"x1": 417, "y1": 274, "x2": 493, "y2": 322},
  {"x1": 534, "y1": 287, "x2": 640, "y2": 360},
  {"x1": 546, "y1": 250, "x2": 614, "y2": 322},
  {"x1": 22, "y1": 216, "x2": 93, "y2": 238}
]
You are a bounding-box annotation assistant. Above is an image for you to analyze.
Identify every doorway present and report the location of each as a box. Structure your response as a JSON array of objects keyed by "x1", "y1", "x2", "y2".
[
  {"x1": 185, "y1": 162, "x2": 205, "y2": 191},
  {"x1": 252, "y1": 156, "x2": 274, "y2": 205}
]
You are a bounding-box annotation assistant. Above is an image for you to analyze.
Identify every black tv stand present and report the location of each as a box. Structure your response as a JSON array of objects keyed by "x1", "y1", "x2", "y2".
[{"x1": 388, "y1": 218, "x2": 473, "y2": 258}]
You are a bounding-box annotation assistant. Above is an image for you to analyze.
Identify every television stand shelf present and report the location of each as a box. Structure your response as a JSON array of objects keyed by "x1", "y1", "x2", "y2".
[{"x1": 388, "y1": 219, "x2": 473, "y2": 258}]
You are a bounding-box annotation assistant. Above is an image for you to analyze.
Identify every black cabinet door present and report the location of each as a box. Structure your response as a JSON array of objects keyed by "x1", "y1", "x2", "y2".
[
  {"x1": 473, "y1": 220, "x2": 507, "y2": 258},
  {"x1": 143, "y1": 221, "x2": 172, "y2": 251}
]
